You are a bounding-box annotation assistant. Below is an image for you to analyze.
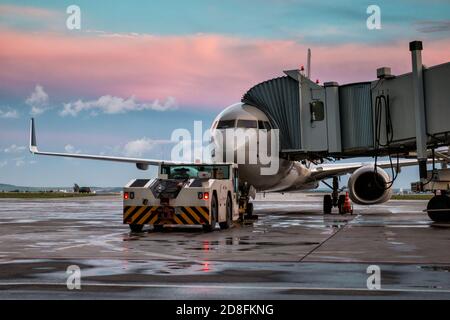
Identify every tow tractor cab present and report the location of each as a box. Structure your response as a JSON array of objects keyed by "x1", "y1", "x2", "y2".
[{"x1": 123, "y1": 163, "x2": 241, "y2": 232}]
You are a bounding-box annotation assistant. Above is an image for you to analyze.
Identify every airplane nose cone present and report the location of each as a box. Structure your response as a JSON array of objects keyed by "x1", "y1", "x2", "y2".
[{"x1": 211, "y1": 128, "x2": 258, "y2": 163}]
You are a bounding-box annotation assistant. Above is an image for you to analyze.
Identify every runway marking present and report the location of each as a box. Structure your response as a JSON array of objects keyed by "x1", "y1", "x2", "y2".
[
  {"x1": 0, "y1": 282, "x2": 450, "y2": 294},
  {"x1": 54, "y1": 232, "x2": 125, "y2": 251},
  {"x1": 54, "y1": 243, "x2": 90, "y2": 251},
  {"x1": 55, "y1": 244, "x2": 188, "y2": 260}
]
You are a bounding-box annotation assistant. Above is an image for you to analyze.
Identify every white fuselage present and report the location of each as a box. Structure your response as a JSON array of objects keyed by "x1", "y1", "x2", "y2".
[{"x1": 211, "y1": 103, "x2": 318, "y2": 192}]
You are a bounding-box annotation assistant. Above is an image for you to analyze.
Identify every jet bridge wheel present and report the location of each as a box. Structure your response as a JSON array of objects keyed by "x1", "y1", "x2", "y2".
[
  {"x1": 427, "y1": 194, "x2": 450, "y2": 222},
  {"x1": 323, "y1": 195, "x2": 332, "y2": 214}
]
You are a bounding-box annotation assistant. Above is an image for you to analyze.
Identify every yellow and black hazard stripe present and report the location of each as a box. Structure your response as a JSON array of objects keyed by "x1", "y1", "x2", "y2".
[
  {"x1": 123, "y1": 205, "x2": 159, "y2": 225},
  {"x1": 178, "y1": 206, "x2": 209, "y2": 225},
  {"x1": 123, "y1": 206, "x2": 209, "y2": 225}
]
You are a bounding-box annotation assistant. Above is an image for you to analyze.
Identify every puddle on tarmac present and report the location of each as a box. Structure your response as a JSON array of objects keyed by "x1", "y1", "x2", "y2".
[
  {"x1": 122, "y1": 212, "x2": 348, "y2": 243},
  {"x1": 186, "y1": 237, "x2": 321, "y2": 251},
  {"x1": 420, "y1": 265, "x2": 450, "y2": 272},
  {"x1": 430, "y1": 223, "x2": 450, "y2": 229}
]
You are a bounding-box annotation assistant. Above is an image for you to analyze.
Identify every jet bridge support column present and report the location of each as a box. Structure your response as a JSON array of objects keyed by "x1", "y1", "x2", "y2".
[{"x1": 410, "y1": 40, "x2": 428, "y2": 182}]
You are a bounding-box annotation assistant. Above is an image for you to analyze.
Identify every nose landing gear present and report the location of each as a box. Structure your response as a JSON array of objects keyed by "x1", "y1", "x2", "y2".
[{"x1": 323, "y1": 176, "x2": 352, "y2": 214}]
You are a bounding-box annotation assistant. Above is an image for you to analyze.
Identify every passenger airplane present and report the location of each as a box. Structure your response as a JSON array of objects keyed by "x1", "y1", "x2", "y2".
[{"x1": 29, "y1": 102, "x2": 427, "y2": 215}]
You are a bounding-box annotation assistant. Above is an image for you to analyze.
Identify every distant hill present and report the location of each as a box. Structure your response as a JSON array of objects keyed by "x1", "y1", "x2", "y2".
[
  {"x1": 0, "y1": 183, "x2": 47, "y2": 192},
  {"x1": 0, "y1": 183, "x2": 121, "y2": 193}
]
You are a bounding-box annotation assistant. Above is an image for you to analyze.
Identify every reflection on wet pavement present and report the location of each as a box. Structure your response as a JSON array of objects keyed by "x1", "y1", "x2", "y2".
[
  {"x1": 0, "y1": 195, "x2": 450, "y2": 298},
  {"x1": 0, "y1": 196, "x2": 447, "y2": 263}
]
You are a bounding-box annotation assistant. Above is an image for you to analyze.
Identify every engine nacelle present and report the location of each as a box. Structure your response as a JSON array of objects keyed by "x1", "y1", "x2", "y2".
[{"x1": 347, "y1": 165, "x2": 392, "y2": 205}]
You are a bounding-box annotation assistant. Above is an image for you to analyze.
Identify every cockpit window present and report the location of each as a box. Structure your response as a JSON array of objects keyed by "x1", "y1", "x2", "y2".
[
  {"x1": 236, "y1": 119, "x2": 257, "y2": 128},
  {"x1": 258, "y1": 121, "x2": 272, "y2": 130},
  {"x1": 216, "y1": 120, "x2": 235, "y2": 129}
]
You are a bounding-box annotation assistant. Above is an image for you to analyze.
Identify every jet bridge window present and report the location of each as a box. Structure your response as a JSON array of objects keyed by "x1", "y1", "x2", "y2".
[
  {"x1": 310, "y1": 100, "x2": 325, "y2": 122},
  {"x1": 217, "y1": 120, "x2": 236, "y2": 129},
  {"x1": 236, "y1": 119, "x2": 257, "y2": 128}
]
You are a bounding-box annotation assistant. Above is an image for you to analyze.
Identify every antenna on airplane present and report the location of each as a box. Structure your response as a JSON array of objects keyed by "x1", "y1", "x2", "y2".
[{"x1": 306, "y1": 48, "x2": 311, "y2": 79}]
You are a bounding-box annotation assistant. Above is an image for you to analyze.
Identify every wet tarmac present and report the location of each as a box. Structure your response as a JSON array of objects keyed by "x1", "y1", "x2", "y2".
[{"x1": 0, "y1": 194, "x2": 450, "y2": 299}]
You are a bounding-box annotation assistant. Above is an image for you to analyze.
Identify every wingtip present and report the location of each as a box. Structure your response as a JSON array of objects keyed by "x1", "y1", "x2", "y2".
[{"x1": 29, "y1": 117, "x2": 38, "y2": 153}]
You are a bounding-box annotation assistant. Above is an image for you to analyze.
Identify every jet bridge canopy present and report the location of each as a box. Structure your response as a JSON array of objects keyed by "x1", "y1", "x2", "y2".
[
  {"x1": 241, "y1": 47, "x2": 450, "y2": 161},
  {"x1": 242, "y1": 75, "x2": 301, "y2": 151}
]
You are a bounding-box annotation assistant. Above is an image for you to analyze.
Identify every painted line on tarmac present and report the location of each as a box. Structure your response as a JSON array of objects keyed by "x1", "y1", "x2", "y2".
[{"x1": 0, "y1": 282, "x2": 450, "y2": 294}]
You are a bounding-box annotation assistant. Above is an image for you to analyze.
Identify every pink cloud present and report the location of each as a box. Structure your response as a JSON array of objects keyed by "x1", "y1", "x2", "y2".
[
  {"x1": 0, "y1": 4, "x2": 60, "y2": 18},
  {"x1": 0, "y1": 29, "x2": 449, "y2": 109}
]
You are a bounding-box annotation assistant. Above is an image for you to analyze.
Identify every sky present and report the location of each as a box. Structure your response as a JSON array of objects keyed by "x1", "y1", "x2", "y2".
[{"x1": 0, "y1": 0, "x2": 449, "y2": 188}]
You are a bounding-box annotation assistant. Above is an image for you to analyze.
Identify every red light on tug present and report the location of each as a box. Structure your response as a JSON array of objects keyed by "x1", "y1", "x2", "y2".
[
  {"x1": 203, "y1": 192, "x2": 209, "y2": 200},
  {"x1": 124, "y1": 192, "x2": 129, "y2": 200}
]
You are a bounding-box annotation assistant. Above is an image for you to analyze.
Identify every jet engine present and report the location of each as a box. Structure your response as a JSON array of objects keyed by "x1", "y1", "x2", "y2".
[{"x1": 347, "y1": 165, "x2": 392, "y2": 205}]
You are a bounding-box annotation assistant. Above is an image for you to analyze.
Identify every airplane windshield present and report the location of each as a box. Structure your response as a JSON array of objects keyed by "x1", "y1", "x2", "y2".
[
  {"x1": 216, "y1": 119, "x2": 270, "y2": 129},
  {"x1": 161, "y1": 165, "x2": 230, "y2": 179},
  {"x1": 236, "y1": 119, "x2": 257, "y2": 128},
  {"x1": 258, "y1": 120, "x2": 272, "y2": 130},
  {"x1": 216, "y1": 120, "x2": 235, "y2": 129}
]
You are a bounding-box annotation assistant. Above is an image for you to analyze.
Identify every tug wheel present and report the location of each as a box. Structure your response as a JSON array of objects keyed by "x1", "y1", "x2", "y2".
[
  {"x1": 246, "y1": 202, "x2": 254, "y2": 216},
  {"x1": 203, "y1": 195, "x2": 218, "y2": 232},
  {"x1": 129, "y1": 224, "x2": 143, "y2": 232},
  {"x1": 219, "y1": 195, "x2": 232, "y2": 230}
]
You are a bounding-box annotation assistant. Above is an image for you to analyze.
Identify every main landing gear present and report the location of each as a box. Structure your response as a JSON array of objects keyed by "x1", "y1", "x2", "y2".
[{"x1": 323, "y1": 177, "x2": 351, "y2": 214}]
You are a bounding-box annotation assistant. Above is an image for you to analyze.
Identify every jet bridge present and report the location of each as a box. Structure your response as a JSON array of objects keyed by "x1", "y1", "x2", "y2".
[
  {"x1": 242, "y1": 41, "x2": 450, "y2": 163},
  {"x1": 243, "y1": 40, "x2": 450, "y2": 221}
]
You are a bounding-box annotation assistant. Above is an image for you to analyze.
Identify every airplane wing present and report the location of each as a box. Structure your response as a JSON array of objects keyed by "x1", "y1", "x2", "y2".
[
  {"x1": 309, "y1": 159, "x2": 434, "y2": 182},
  {"x1": 29, "y1": 118, "x2": 180, "y2": 169}
]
